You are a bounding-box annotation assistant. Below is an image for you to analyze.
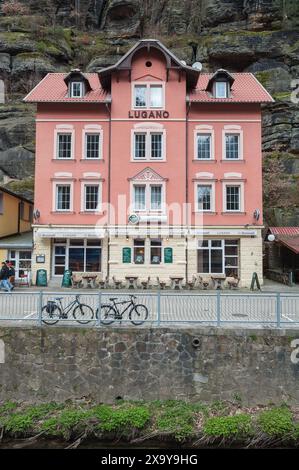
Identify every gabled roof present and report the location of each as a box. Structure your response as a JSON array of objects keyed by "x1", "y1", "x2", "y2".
[
  {"x1": 64, "y1": 69, "x2": 92, "y2": 92},
  {"x1": 24, "y1": 73, "x2": 110, "y2": 103},
  {"x1": 98, "y1": 39, "x2": 200, "y2": 90},
  {"x1": 189, "y1": 73, "x2": 274, "y2": 103},
  {"x1": 0, "y1": 186, "x2": 33, "y2": 205}
]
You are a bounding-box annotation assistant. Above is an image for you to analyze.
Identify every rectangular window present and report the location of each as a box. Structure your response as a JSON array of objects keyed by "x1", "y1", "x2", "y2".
[
  {"x1": 197, "y1": 185, "x2": 212, "y2": 211},
  {"x1": 215, "y1": 82, "x2": 227, "y2": 98},
  {"x1": 134, "y1": 239, "x2": 145, "y2": 264},
  {"x1": 197, "y1": 239, "x2": 224, "y2": 274},
  {"x1": 0, "y1": 193, "x2": 3, "y2": 214},
  {"x1": 150, "y1": 185, "x2": 162, "y2": 210},
  {"x1": 151, "y1": 133, "x2": 163, "y2": 159},
  {"x1": 225, "y1": 134, "x2": 239, "y2": 159},
  {"x1": 57, "y1": 133, "x2": 72, "y2": 159},
  {"x1": 224, "y1": 239, "x2": 239, "y2": 277},
  {"x1": 84, "y1": 185, "x2": 99, "y2": 211},
  {"x1": 151, "y1": 240, "x2": 162, "y2": 264},
  {"x1": 150, "y1": 85, "x2": 163, "y2": 107},
  {"x1": 226, "y1": 185, "x2": 240, "y2": 211},
  {"x1": 54, "y1": 240, "x2": 101, "y2": 275},
  {"x1": 56, "y1": 185, "x2": 71, "y2": 211},
  {"x1": 134, "y1": 133, "x2": 146, "y2": 159},
  {"x1": 197, "y1": 134, "x2": 211, "y2": 159},
  {"x1": 134, "y1": 185, "x2": 146, "y2": 211},
  {"x1": 54, "y1": 245, "x2": 66, "y2": 275},
  {"x1": 71, "y1": 82, "x2": 83, "y2": 98},
  {"x1": 134, "y1": 85, "x2": 147, "y2": 107},
  {"x1": 86, "y1": 134, "x2": 100, "y2": 159}
]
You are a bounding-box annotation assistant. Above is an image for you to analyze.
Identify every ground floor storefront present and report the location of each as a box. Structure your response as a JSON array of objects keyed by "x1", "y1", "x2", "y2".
[
  {"x1": 31, "y1": 226, "x2": 263, "y2": 288},
  {"x1": 0, "y1": 231, "x2": 33, "y2": 283}
]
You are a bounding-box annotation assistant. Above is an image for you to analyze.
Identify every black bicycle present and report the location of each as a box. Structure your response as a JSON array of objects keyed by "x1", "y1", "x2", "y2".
[
  {"x1": 97, "y1": 295, "x2": 148, "y2": 325},
  {"x1": 42, "y1": 294, "x2": 94, "y2": 325}
]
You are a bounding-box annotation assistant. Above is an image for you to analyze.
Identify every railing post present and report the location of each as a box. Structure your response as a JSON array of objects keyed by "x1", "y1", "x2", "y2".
[
  {"x1": 96, "y1": 291, "x2": 101, "y2": 327},
  {"x1": 216, "y1": 290, "x2": 221, "y2": 327},
  {"x1": 276, "y1": 292, "x2": 281, "y2": 328},
  {"x1": 157, "y1": 290, "x2": 161, "y2": 326},
  {"x1": 38, "y1": 291, "x2": 43, "y2": 327}
]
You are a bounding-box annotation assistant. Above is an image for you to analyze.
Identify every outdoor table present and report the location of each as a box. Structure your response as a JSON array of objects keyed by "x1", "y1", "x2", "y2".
[
  {"x1": 170, "y1": 276, "x2": 184, "y2": 290},
  {"x1": 211, "y1": 275, "x2": 226, "y2": 290},
  {"x1": 125, "y1": 276, "x2": 138, "y2": 289},
  {"x1": 82, "y1": 274, "x2": 97, "y2": 288}
]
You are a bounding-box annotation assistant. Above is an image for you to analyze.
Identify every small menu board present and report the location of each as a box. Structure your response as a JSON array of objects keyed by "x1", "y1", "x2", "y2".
[
  {"x1": 122, "y1": 247, "x2": 131, "y2": 263},
  {"x1": 164, "y1": 247, "x2": 173, "y2": 264}
]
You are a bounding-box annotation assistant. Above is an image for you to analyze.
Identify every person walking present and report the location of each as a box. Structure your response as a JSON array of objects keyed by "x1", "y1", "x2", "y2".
[
  {"x1": 0, "y1": 262, "x2": 13, "y2": 292},
  {"x1": 6, "y1": 260, "x2": 15, "y2": 288}
]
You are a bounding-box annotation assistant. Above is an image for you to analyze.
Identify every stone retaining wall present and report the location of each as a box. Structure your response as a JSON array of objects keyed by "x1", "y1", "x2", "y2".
[{"x1": 0, "y1": 327, "x2": 298, "y2": 404}]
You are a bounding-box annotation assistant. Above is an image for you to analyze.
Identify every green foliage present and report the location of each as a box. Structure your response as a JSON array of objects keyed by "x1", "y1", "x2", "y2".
[
  {"x1": 1, "y1": 403, "x2": 62, "y2": 434},
  {"x1": 0, "y1": 402, "x2": 17, "y2": 415},
  {"x1": 94, "y1": 404, "x2": 150, "y2": 432},
  {"x1": 258, "y1": 407, "x2": 294, "y2": 437},
  {"x1": 154, "y1": 400, "x2": 203, "y2": 441},
  {"x1": 203, "y1": 414, "x2": 252, "y2": 438}
]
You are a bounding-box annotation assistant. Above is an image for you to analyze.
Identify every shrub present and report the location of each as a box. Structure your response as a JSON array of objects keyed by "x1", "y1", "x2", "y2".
[
  {"x1": 155, "y1": 400, "x2": 200, "y2": 441},
  {"x1": 94, "y1": 404, "x2": 150, "y2": 433},
  {"x1": 1, "y1": 1, "x2": 30, "y2": 16},
  {"x1": 203, "y1": 414, "x2": 252, "y2": 438},
  {"x1": 258, "y1": 407, "x2": 294, "y2": 437}
]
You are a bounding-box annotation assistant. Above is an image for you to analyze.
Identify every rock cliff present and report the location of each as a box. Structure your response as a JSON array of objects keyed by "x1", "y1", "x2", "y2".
[{"x1": 0, "y1": 0, "x2": 298, "y2": 223}]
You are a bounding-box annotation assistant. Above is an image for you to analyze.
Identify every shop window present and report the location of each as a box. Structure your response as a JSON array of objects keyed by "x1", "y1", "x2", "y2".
[
  {"x1": 134, "y1": 239, "x2": 145, "y2": 264},
  {"x1": 151, "y1": 240, "x2": 162, "y2": 264},
  {"x1": 197, "y1": 239, "x2": 239, "y2": 276}
]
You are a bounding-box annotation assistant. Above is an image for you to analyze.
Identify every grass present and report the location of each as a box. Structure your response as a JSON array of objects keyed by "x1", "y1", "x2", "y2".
[{"x1": 0, "y1": 401, "x2": 298, "y2": 446}]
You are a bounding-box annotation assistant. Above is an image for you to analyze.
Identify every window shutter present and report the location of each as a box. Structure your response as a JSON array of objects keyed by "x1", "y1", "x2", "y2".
[
  {"x1": 122, "y1": 247, "x2": 131, "y2": 263},
  {"x1": 164, "y1": 247, "x2": 173, "y2": 263}
]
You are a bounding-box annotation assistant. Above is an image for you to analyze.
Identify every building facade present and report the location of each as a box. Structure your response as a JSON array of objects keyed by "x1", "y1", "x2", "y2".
[
  {"x1": 25, "y1": 39, "x2": 273, "y2": 287},
  {"x1": 0, "y1": 187, "x2": 33, "y2": 279}
]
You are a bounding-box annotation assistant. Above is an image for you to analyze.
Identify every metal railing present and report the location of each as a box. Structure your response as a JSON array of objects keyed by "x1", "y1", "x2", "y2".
[{"x1": 0, "y1": 291, "x2": 299, "y2": 328}]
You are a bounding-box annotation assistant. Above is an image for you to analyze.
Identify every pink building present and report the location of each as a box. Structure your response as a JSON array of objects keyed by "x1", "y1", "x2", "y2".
[{"x1": 25, "y1": 39, "x2": 273, "y2": 287}]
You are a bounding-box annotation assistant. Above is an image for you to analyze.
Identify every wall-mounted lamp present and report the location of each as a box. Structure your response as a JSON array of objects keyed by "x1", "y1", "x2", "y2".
[{"x1": 267, "y1": 234, "x2": 275, "y2": 242}]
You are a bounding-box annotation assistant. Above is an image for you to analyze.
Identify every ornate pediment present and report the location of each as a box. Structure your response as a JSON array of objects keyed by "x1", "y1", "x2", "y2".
[{"x1": 129, "y1": 167, "x2": 167, "y2": 182}]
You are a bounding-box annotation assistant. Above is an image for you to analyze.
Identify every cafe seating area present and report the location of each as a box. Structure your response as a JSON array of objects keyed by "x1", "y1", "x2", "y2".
[{"x1": 70, "y1": 272, "x2": 240, "y2": 290}]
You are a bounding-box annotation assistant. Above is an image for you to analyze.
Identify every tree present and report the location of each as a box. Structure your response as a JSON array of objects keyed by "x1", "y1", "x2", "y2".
[{"x1": 1, "y1": 0, "x2": 30, "y2": 16}]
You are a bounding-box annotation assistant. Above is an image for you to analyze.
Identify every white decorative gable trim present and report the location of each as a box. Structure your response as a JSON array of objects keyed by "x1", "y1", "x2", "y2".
[
  {"x1": 224, "y1": 172, "x2": 242, "y2": 179},
  {"x1": 54, "y1": 172, "x2": 73, "y2": 178},
  {"x1": 129, "y1": 167, "x2": 167, "y2": 182},
  {"x1": 134, "y1": 122, "x2": 164, "y2": 130},
  {"x1": 83, "y1": 172, "x2": 101, "y2": 178},
  {"x1": 195, "y1": 172, "x2": 214, "y2": 179}
]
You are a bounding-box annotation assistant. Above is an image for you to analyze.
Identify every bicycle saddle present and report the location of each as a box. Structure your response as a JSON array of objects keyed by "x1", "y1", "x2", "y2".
[
  {"x1": 109, "y1": 297, "x2": 118, "y2": 301},
  {"x1": 55, "y1": 297, "x2": 63, "y2": 300}
]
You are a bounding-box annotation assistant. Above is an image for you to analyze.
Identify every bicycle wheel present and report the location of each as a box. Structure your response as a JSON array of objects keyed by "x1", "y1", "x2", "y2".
[
  {"x1": 73, "y1": 304, "x2": 94, "y2": 324},
  {"x1": 129, "y1": 304, "x2": 148, "y2": 325},
  {"x1": 42, "y1": 304, "x2": 61, "y2": 325},
  {"x1": 96, "y1": 304, "x2": 116, "y2": 325}
]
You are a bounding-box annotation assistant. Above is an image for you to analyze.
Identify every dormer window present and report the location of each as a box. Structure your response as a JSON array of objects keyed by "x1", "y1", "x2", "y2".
[
  {"x1": 215, "y1": 81, "x2": 228, "y2": 98},
  {"x1": 70, "y1": 81, "x2": 83, "y2": 98},
  {"x1": 206, "y1": 69, "x2": 234, "y2": 100}
]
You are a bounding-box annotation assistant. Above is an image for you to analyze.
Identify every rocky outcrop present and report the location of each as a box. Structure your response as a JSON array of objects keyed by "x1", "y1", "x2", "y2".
[{"x1": 0, "y1": 0, "x2": 297, "y2": 223}]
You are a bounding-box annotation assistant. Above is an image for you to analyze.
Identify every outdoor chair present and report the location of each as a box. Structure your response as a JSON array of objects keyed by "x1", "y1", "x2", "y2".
[
  {"x1": 227, "y1": 276, "x2": 240, "y2": 289},
  {"x1": 201, "y1": 276, "x2": 211, "y2": 290},
  {"x1": 186, "y1": 275, "x2": 197, "y2": 290},
  {"x1": 140, "y1": 276, "x2": 151, "y2": 289},
  {"x1": 97, "y1": 275, "x2": 108, "y2": 289},
  {"x1": 71, "y1": 273, "x2": 82, "y2": 289},
  {"x1": 112, "y1": 276, "x2": 123, "y2": 289},
  {"x1": 156, "y1": 276, "x2": 167, "y2": 290}
]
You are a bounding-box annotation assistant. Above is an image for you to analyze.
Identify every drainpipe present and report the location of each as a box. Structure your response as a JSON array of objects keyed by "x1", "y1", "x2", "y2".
[
  {"x1": 185, "y1": 98, "x2": 191, "y2": 281},
  {"x1": 105, "y1": 101, "x2": 112, "y2": 280}
]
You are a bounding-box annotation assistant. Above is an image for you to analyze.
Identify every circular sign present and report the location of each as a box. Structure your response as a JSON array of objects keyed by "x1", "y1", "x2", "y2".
[{"x1": 128, "y1": 213, "x2": 140, "y2": 225}]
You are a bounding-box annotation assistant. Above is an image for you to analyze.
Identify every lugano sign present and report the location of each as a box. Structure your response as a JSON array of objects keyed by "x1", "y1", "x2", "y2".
[{"x1": 128, "y1": 110, "x2": 170, "y2": 119}]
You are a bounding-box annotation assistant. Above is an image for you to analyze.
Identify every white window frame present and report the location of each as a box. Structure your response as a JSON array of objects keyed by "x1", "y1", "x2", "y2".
[
  {"x1": 195, "y1": 182, "x2": 215, "y2": 212},
  {"x1": 82, "y1": 124, "x2": 103, "y2": 160},
  {"x1": 194, "y1": 125, "x2": 215, "y2": 160},
  {"x1": 81, "y1": 182, "x2": 102, "y2": 212},
  {"x1": 54, "y1": 124, "x2": 75, "y2": 160},
  {"x1": 215, "y1": 81, "x2": 228, "y2": 98},
  {"x1": 197, "y1": 239, "x2": 239, "y2": 276},
  {"x1": 70, "y1": 81, "x2": 83, "y2": 98},
  {"x1": 132, "y1": 82, "x2": 165, "y2": 109},
  {"x1": 131, "y1": 181, "x2": 166, "y2": 214},
  {"x1": 131, "y1": 123, "x2": 166, "y2": 161},
  {"x1": 222, "y1": 125, "x2": 243, "y2": 160},
  {"x1": 53, "y1": 181, "x2": 74, "y2": 212},
  {"x1": 222, "y1": 181, "x2": 244, "y2": 213},
  {"x1": 52, "y1": 239, "x2": 102, "y2": 277}
]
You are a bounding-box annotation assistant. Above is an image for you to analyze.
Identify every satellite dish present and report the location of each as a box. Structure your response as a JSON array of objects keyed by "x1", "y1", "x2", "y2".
[
  {"x1": 267, "y1": 234, "x2": 275, "y2": 242},
  {"x1": 192, "y1": 61, "x2": 202, "y2": 71},
  {"x1": 181, "y1": 60, "x2": 187, "y2": 66}
]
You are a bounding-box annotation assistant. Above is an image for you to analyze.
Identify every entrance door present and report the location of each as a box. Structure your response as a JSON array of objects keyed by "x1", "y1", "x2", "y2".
[{"x1": 9, "y1": 250, "x2": 32, "y2": 279}]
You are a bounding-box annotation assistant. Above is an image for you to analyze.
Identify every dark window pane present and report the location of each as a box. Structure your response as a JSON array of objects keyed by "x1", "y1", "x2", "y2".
[
  {"x1": 211, "y1": 240, "x2": 222, "y2": 247},
  {"x1": 211, "y1": 249, "x2": 223, "y2": 273},
  {"x1": 86, "y1": 248, "x2": 101, "y2": 271},
  {"x1": 87, "y1": 239, "x2": 102, "y2": 246},
  {"x1": 69, "y1": 239, "x2": 84, "y2": 246},
  {"x1": 69, "y1": 248, "x2": 84, "y2": 272},
  {"x1": 197, "y1": 249, "x2": 209, "y2": 273}
]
